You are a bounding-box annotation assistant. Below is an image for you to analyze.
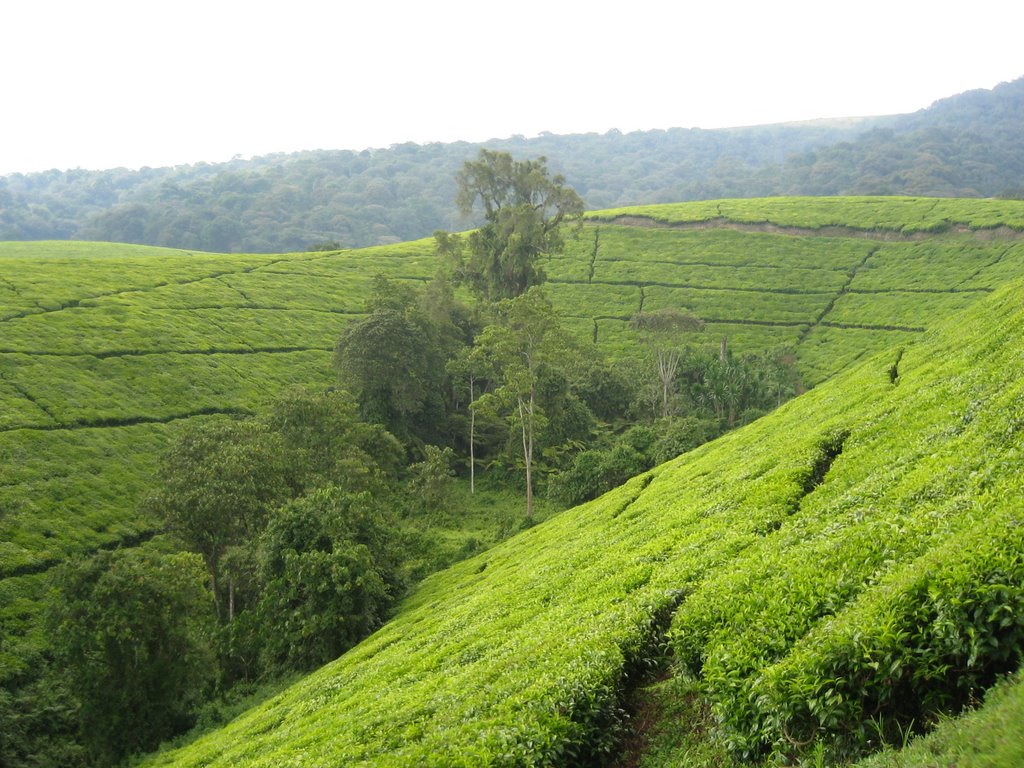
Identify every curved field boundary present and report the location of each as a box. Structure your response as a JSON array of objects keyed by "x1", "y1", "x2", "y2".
[
  {"x1": 593, "y1": 256, "x2": 851, "y2": 274},
  {"x1": 0, "y1": 254, "x2": 318, "y2": 325},
  {"x1": 0, "y1": 345, "x2": 334, "y2": 361},
  {"x1": 592, "y1": 214, "x2": 1024, "y2": 242},
  {"x1": 549, "y1": 277, "x2": 838, "y2": 297},
  {"x1": 0, "y1": 405, "x2": 255, "y2": 435}
]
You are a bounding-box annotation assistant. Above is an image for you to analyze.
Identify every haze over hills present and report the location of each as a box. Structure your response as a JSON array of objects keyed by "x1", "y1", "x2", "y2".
[{"x1": 1, "y1": 78, "x2": 1022, "y2": 252}]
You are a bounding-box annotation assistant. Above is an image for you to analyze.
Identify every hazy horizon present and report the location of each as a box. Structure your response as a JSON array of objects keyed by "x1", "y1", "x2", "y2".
[{"x1": 3, "y1": 0, "x2": 1022, "y2": 176}]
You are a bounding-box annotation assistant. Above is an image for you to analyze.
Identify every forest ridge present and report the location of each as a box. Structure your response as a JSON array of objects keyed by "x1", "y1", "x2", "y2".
[{"x1": 1, "y1": 77, "x2": 1023, "y2": 252}]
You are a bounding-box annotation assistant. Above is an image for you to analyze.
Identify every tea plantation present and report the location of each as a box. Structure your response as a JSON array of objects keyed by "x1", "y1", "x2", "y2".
[
  {"x1": 140, "y1": 262, "x2": 1024, "y2": 767},
  {"x1": 2, "y1": 196, "x2": 1024, "y2": 764}
]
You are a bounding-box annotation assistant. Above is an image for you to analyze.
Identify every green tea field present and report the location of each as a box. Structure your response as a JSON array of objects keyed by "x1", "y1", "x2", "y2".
[
  {"x1": 140, "y1": 254, "x2": 1024, "y2": 767},
  {"x1": 2, "y1": 196, "x2": 1024, "y2": 765}
]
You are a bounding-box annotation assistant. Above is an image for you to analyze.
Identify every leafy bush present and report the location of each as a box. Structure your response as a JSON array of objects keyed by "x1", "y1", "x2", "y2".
[
  {"x1": 48, "y1": 549, "x2": 215, "y2": 765},
  {"x1": 257, "y1": 487, "x2": 404, "y2": 672},
  {"x1": 753, "y1": 505, "x2": 1024, "y2": 762}
]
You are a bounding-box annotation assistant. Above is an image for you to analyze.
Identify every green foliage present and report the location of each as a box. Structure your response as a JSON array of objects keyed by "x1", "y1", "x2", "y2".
[
  {"x1": 449, "y1": 150, "x2": 584, "y2": 300},
  {"x1": 550, "y1": 418, "x2": 718, "y2": 506},
  {"x1": 48, "y1": 549, "x2": 215, "y2": 766},
  {"x1": 407, "y1": 445, "x2": 456, "y2": 514},
  {"x1": 4, "y1": 198, "x2": 1024, "y2": 764},
  {"x1": 593, "y1": 195, "x2": 1024, "y2": 234},
  {"x1": 333, "y1": 305, "x2": 438, "y2": 438},
  {"x1": 549, "y1": 441, "x2": 647, "y2": 507},
  {"x1": 750, "y1": 504, "x2": 1024, "y2": 762},
  {"x1": 139, "y1": 387, "x2": 411, "y2": 682},
  {"x1": 1, "y1": 201, "x2": 1021, "y2": 681},
  {"x1": 332, "y1": 276, "x2": 460, "y2": 445},
  {"x1": 145, "y1": 419, "x2": 291, "y2": 613},
  {"x1": 0, "y1": 654, "x2": 84, "y2": 768},
  {"x1": 574, "y1": 359, "x2": 638, "y2": 423},
  {"x1": 474, "y1": 287, "x2": 580, "y2": 518},
  {"x1": 139, "y1": 280, "x2": 1024, "y2": 768},
  {"x1": 264, "y1": 385, "x2": 405, "y2": 493},
  {"x1": 632, "y1": 308, "x2": 706, "y2": 418},
  {"x1": 853, "y1": 670, "x2": 1024, "y2": 768},
  {"x1": 256, "y1": 487, "x2": 403, "y2": 672}
]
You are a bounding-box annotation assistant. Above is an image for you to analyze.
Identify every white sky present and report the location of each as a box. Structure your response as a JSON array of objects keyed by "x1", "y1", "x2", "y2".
[{"x1": 1, "y1": 0, "x2": 1022, "y2": 176}]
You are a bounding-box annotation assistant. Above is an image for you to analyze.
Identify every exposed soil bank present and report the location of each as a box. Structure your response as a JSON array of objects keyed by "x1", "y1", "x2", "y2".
[{"x1": 592, "y1": 215, "x2": 1024, "y2": 242}]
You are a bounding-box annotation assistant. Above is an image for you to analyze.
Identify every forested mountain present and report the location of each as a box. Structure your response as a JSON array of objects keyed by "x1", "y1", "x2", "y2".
[{"x1": 2, "y1": 77, "x2": 1021, "y2": 252}]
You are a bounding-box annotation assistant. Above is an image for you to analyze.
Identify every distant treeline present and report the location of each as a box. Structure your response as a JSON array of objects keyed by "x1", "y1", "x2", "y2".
[{"x1": 2, "y1": 78, "x2": 1022, "y2": 252}]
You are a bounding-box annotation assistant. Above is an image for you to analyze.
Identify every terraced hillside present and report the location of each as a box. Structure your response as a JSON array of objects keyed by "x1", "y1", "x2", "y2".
[
  {"x1": 0, "y1": 239, "x2": 438, "y2": 680},
  {"x1": 577, "y1": 197, "x2": 1024, "y2": 382},
  {"x1": 2, "y1": 196, "x2": 1023, "y2": 702},
  {"x1": 140, "y1": 264, "x2": 1024, "y2": 766}
]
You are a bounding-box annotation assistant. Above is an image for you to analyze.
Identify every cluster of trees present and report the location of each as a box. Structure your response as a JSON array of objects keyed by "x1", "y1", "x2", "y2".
[
  {"x1": 36, "y1": 389, "x2": 413, "y2": 765},
  {"x1": 22, "y1": 152, "x2": 800, "y2": 766},
  {"x1": 3, "y1": 76, "x2": 1023, "y2": 251}
]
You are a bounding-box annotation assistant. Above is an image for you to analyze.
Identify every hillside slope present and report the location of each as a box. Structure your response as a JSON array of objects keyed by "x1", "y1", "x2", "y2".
[
  {"x1": 141, "y1": 274, "x2": 1024, "y2": 765},
  {"x1": 2, "y1": 197, "x2": 1023, "y2": 691}
]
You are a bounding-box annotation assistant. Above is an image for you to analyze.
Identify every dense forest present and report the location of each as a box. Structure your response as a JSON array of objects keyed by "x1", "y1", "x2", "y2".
[{"x1": 2, "y1": 78, "x2": 1022, "y2": 253}]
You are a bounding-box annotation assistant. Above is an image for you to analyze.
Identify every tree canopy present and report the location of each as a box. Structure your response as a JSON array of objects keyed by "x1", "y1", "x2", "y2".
[
  {"x1": 146, "y1": 419, "x2": 291, "y2": 616},
  {"x1": 48, "y1": 549, "x2": 215, "y2": 765},
  {"x1": 450, "y1": 150, "x2": 585, "y2": 300}
]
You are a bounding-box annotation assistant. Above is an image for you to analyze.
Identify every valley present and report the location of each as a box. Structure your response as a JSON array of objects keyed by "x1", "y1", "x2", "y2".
[{"x1": 2, "y1": 196, "x2": 1023, "y2": 766}]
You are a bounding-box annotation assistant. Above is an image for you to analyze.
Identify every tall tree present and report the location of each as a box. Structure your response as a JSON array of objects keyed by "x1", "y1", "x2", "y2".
[
  {"x1": 257, "y1": 487, "x2": 402, "y2": 671},
  {"x1": 449, "y1": 150, "x2": 585, "y2": 300},
  {"x1": 475, "y1": 287, "x2": 573, "y2": 519},
  {"x1": 146, "y1": 419, "x2": 290, "y2": 619},
  {"x1": 445, "y1": 345, "x2": 492, "y2": 493},
  {"x1": 333, "y1": 277, "x2": 453, "y2": 445},
  {"x1": 264, "y1": 385, "x2": 404, "y2": 493}
]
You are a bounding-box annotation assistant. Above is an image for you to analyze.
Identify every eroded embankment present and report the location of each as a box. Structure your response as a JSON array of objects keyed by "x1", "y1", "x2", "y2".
[{"x1": 592, "y1": 214, "x2": 1024, "y2": 242}]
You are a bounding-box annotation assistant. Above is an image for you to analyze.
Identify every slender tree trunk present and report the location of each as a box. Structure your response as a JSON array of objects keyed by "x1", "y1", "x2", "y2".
[
  {"x1": 228, "y1": 578, "x2": 235, "y2": 622},
  {"x1": 469, "y1": 374, "x2": 476, "y2": 494},
  {"x1": 657, "y1": 348, "x2": 680, "y2": 419},
  {"x1": 208, "y1": 562, "x2": 221, "y2": 619},
  {"x1": 518, "y1": 395, "x2": 534, "y2": 520}
]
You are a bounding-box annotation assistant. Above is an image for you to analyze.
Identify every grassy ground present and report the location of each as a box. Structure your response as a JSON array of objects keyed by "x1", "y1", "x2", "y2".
[{"x1": 853, "y1": 671, "x2": 1024, "y2": 768}]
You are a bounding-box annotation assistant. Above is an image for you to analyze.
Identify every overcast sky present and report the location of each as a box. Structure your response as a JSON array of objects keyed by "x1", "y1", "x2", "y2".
[{"x1": 2, "y1": 0, "x2": 1022, "y2": 176}]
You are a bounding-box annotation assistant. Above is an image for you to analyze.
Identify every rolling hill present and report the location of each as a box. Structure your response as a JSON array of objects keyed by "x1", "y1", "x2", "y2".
[
  {"x1": 2, "y1": 196, "x2": 1024, "y2": 765},
  {"x1": 136, "y1": 231, "x2": 1024, "y2": 766}
]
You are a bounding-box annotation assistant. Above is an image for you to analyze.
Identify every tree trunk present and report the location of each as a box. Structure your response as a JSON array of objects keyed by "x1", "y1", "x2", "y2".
[
  {"x1": 208, "y1": 562, "x2": 221, "y2": 619},
  {"x1": 519, "y1": 396, "x2": 534, "y2": 520},
  {"x1": 657, "y1": 348, "x2": 680, "y2": 419},
  {"x1": 469, "y1": 373, "x2": 476, "y2": 494}
]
